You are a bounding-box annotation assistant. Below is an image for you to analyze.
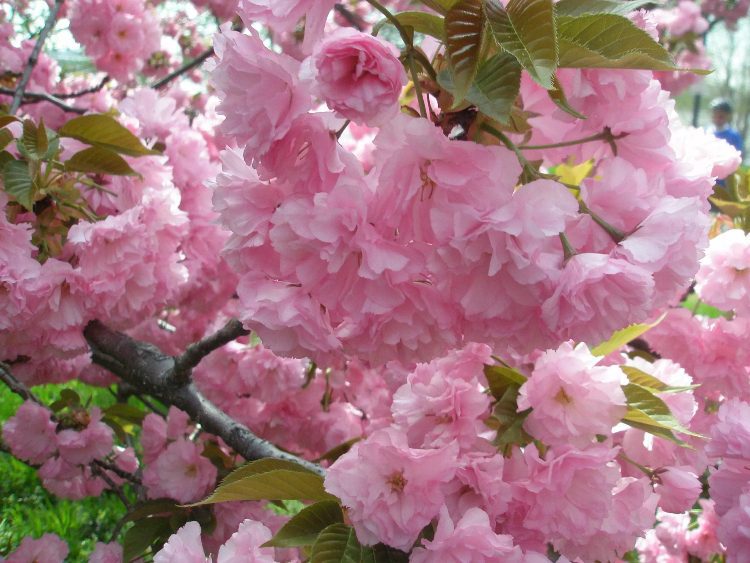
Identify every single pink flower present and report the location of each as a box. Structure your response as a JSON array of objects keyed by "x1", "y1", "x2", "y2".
[
  {"x1": 154, "y1": 522, "x2": 209, "y2": 563},
  {"x1": 88, "y1": 542, "x2": 123, "y2": 563},
  {"x1": 6, "y1": 533, "x2": 69, "y2": 563},
  {"x1": 57, "y1": 407, "x2": 114, "y2": 465},
  {"x1": 655, "y1": 466, "x2": 702, "y2": 514},
  {"x1": 216, "y1": 519, "x2": 275, "y2": 562},
  {"x1": 307, "y1": 28, "x2": 406, "y2": 126},
  {"x1": 518, "y1": 341, "x2": 627, "y2": 448},
  {"x1": 143, "y1": 439, "x2": 218, "y2": 503},
  {"x1": 324, "y1": 428, "x2": 458, "y2": 551},
  {"x1": 410, "y1": 506, "x2": 524, "y2": 562},
  {"x1": 2, "y1": 401, "x2": 57, "y2": 464}
]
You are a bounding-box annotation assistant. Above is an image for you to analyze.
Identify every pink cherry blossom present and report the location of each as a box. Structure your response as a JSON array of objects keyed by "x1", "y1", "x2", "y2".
[
  {"x1": 56, "y1": 407, "x2": 114, "y2": 465},
  {"x1": 410, "y1": 506, "x2": 524, "y2": 562},
  {"x1": 154, "y1": 522, "x2": 209, "y2": 563},
  {"x1": 307, "y1": 28, "x2": 406, "y2": 125},
  {"x1": 88, "y1": 542, "x2": 123, "y2": 563},
  {"x1": 696, "y1": 229, "x2": 750, "y2": 316},
  {"x1": 654, "y1": 466, "x2": 702, "y2": 514},
  {"x1": 718, "y1": 491, "x2": 750, "y2": 560},
  {"x1": 541, "y1": 253, "x2": 654, "y2": 345},
  {"x1": 707, "y1": 399, "x2": 750, "y2": 461},
  {"x1": 518, "y1": 341, "x2": 627, "y2": 448},
  {"x1": 215, "y1": 519, "x2": 275, "y2": 562},
  {"x1": 143, "y1": 439, "x2": 218, "y2": 503},
  {"x1": 237, "y1": 0, "x2": 337, "y2": 52},
  {"x1": 5, "y1": 534, "x2": 69, "y2": 563},
  {"x1": 211, "y1": 27, "x2": 311, "y2": 160},
  {"x1": 391, "y1": 343, "x2": 492, "y2": 449},
  {"x1": 2, "y1": 401, "x2": 57, "y2": 464},
  {"x1": 324, "y1": 428, "x2": 459, "y2": 550}
]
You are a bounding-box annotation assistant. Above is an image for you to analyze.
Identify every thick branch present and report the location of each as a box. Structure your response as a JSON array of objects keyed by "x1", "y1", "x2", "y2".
[
  {"x1": 84, "y1": 321, "x2": 324, "y2": 476},
  {"x1": 171, "y1": 319, "x2": 249, "y2": 386},
  {"x1": 9, "y1": 0, "x2": 64, "y2": 115},
  {"x1": 151, "y1": 48, "x2": 215, "y2": 90}
]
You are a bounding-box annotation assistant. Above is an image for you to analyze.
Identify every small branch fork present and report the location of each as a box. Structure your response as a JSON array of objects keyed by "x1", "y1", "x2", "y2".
[{"x1": 83, "y1": 320, "x2": 324, "y2": 476}]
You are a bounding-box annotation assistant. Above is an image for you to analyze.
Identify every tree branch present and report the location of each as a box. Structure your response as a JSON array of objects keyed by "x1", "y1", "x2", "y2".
[
  {"x1": 0, "y1": 362, "x2": 44, "y2": 405},
  {"x1": 56, "y1": 75, "x2": 111, "y2": 99},
  {"x1": 170, "y1": 319, "x2": 249, "y2": 386},
  {"x1": 9, "y1": 0, "x2": 64, "y2": 115},
  {"x1": 84, "y1": 320, "x2": 324, "y2": 476},
  {"x1": 151, "y1": 48, "x2": 215, "y2": 90},
  {"x1": 334, "y1": 3, "x2": 365, "y2": 31},
  {"x1": 0, "y1": 86, "x2": 87, "y2": 114}
]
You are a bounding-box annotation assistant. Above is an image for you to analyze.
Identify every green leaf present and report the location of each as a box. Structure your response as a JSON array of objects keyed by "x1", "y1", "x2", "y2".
[
  {"x1": 310, "y1": 524, "x2": 408, "y2": 563},
  {"x1": 313, "y1": 437, "x2": 361, "y2": 464},
  {"x1": 591, "y1": 314, "x2": 665, "y2": 356},
  {"x1": 3, "y1": 160, "x2": 34, "y2": 210},
  {"x1": 0, "y1": 128, "x2": 14, "y2": 151},
  {"x1": 709, "y1": 197, "x2": 750, "y2": 218},
  {"x1": 548, "y1": 74, "x2": 586, "y2": 119},
  {"x1": 221, "y1": 458, "x2": 316, "y2": 486},
  {"x1": 124, "y1": 499, "x2": 181, "y2": 523},
  {"x1": 489, "y1": 385, "x2": 532, "y2": 454},
  {"x1": 373, "y1": 11, "x2": 445, "y2": 40},
  {"x1": 0, "y1": 115, "x2": 19, "y2": 129},
  {"x1": 59, "y1": 114, "x2": 158, "y2": 157},
  {"x1": 122, "y1": 517, "x2": 171, "y2": 562},
  {"x1": 104, "y1": 403, "x2": 147, "y2": 424},
  {"x1": 417, "y1": 0, "x2": 459, "y2": 15},
  {"x1": 65, "y1": 146, "x2": 138, "y2": 176},
  {"x1": 680, "y1": 293, "x2": 732, "y2": 319},
  {"x1": 486, "y1": 0, "x2": 557, "y2": 89},
  {"x1": 21, "y1": 118, "x2": 48, "y2": 160},
  {"x1": 456, "y1": 52, "x2": 523, "y2": 124},
  {"x1": 621, "y1": 366, "x2": 699, "y2": 394},
  {"x1": 191, "y1": 460, "x2": 334, "y2": 506},
  {"x1": 484, "y1": 363, "x2": 527, "y2": 399},
  {"x1": 265, "y1": 501, "x2": 343, "y2": 548},
  {"x1": 622, "y1": 383, "x2": 704, "y2": 446},
  {"x1": 0, "y1": 151, "x2": 13, "y2": 169},
  {"x1": 445, "y1": 0, "x2": 485, "y2": 104},
  {"x1": 557, "y1": 14, "x2": 679, "y2": 72},
  {"x1": 554, "y1": 0, "x2": 652, "y2": 17},
  {"x1": 310, "y1": 524, "x2": 361, "y2": 563}
]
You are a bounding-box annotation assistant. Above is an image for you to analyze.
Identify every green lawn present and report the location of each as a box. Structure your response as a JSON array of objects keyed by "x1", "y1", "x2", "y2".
[{"x1": 0, "y1": 381, "x2": 130, "y2": 561}]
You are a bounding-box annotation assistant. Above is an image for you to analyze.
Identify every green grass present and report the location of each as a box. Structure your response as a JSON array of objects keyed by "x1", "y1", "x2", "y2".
[{"x1": 0, "y1": 381, "x2": 129, "y2": 561}]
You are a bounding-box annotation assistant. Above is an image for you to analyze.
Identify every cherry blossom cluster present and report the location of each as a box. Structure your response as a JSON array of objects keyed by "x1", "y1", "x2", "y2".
[
  {"x1": 2, "y1": 401, "x2": 136, "y2": 499},
  {"x1": 647, "y1": 2, "x2": 712, "y2": 95},
  {"x1": 212, "y1": 13, "x2": 739, "y2": 367},
  {"x1": 68, "y1": 0, "x2": 161, "y2": 81},
  {"x1": 701, "y1": 0, "x2": 750, "y2": 28}
]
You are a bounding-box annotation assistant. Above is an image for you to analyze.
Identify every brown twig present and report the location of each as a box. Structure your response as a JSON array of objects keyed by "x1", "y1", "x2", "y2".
[
  {"x1": 0, "y1": 362, "x2": 44, "y2": 405},
  {"x1": 0, "y1": 86, "x2": 87, "y2": 114},
  {"x1": 334, "y1": 3, "x2": 365, "y2": 31},
  {"x1": 9, "y1": 0, "x2": 64, "y2": 114},
  {"x1": 151, "y1": 47, "x2": 215, "y2": 90}
]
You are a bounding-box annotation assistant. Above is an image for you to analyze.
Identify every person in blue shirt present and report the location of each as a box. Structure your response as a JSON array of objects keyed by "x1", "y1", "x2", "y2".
[{"x1": 711, "y1": 98, "x2": 744, "y2": 155}]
